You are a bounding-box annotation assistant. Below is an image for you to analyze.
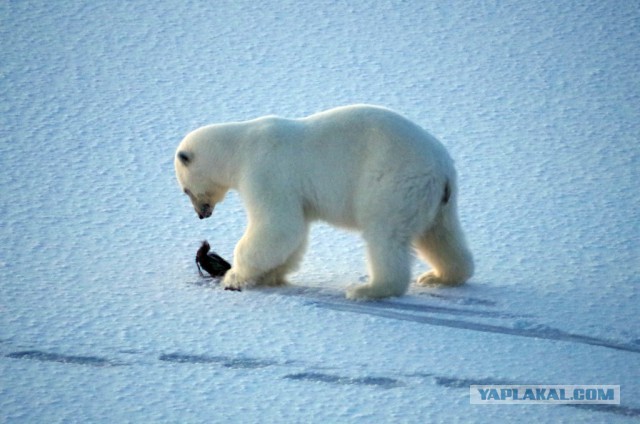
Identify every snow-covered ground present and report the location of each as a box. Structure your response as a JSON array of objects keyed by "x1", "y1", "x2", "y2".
[{"x1": 1, "y1": 0, "x2": 638, "y2": 422}]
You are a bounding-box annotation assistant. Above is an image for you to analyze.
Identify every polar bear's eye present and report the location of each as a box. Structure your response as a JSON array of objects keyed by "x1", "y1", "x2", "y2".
[
  {"x1": 184, "y1": 189, "x2": 191, "y2": 196},
  {"x1": 177, "y1": 151, "x2": 192, "y2": 165}
]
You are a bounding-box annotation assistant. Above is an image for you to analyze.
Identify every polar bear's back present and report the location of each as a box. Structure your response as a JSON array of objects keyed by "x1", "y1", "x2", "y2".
[
  {"x1": 284, "y1": 105, "x2": 455, "y2": 227},
  {"x1": 304, "y1": 104, "x2": 444, "y2": 149},
  {"x1": 299, "y1": 104, "x2": 453, "y2": 176}
]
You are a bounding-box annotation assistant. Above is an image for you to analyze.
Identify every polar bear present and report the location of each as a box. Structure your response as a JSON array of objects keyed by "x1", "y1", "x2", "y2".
[{"x1": 175, "y1": 105, "x2": 473, "y2": 299}]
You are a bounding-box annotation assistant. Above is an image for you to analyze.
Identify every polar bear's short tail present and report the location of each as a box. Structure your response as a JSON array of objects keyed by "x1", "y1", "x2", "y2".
[{"x1": 415, "y1": 178, "x2": 474, "y2": 286}]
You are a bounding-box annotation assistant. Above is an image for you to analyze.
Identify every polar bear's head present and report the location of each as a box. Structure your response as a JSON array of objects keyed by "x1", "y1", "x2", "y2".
[
  {"x1": 175, "y1": 151, "x2": 212, "y2": 219},
  {"x1": 175, "y1": 130, "x2": 229, "y2": 220}
]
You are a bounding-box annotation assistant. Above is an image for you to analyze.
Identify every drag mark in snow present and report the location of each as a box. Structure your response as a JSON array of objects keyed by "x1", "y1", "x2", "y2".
[
  {"x1": 419, "y1": 292, "x2": 497, "y2": 307},
  {"x1": 373, "y1": 299, "x2": 527, "y2": 319},
  {"x1": 278, "y1": 286, "x2": 521, "y2": 319},
  {"x1": 6, "y1": 350, "x2": 116, "y2": 367},
  {"x1": 311, "y1": 301, "x2": 640, "y2": 354}
]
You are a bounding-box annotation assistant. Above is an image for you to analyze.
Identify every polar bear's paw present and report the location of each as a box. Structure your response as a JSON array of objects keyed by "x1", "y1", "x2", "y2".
[
  {"x1": 257, "y1": 271, "x2": 289, "y2": 288},
  {"x1": 417, "y1": 271, "x2": 441, "y2": 286},
  {"x1": 222, "y1": 269, "x2": 254, "y2": 292},
  {"x1": 417, "y1": 271, "x2": 464, "y2": 287}
]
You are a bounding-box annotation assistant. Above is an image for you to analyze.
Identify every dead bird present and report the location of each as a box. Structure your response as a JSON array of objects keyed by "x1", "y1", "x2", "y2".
[{"x1": 195, "y1": 240, "x2": 231, "y2": 278}]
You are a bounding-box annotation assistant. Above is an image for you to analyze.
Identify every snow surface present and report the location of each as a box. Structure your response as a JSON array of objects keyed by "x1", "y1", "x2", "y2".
[{"x1": 1, "y1": 0, "x2": 639, "y2": 422}]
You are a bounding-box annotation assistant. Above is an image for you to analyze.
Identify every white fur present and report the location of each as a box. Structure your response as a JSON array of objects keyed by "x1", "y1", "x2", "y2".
[{"x1": 175, "y1": 105, "x2": 473, "y2": 299}]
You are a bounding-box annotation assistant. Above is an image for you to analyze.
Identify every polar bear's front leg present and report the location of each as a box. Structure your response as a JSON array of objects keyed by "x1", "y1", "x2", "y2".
[
  {"x1": 222, "y1": 208, "x2": 307, "y2": 291},
  {"x1": 221, "y1": 267, "x2": 253, "y2": 291},
  {"x1": 221, "y1": 237, "x2": 263, "y2": 291}
]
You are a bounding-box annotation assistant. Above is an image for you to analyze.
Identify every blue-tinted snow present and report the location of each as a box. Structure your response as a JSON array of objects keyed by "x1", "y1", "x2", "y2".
[{"x1": 1, "y1": 0, "x2": 638, "y2": 422}]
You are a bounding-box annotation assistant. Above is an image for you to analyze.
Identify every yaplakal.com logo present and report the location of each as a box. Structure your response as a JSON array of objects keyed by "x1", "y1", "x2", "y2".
[{"x1": 470, "y1": 385, "x2": 620, "y2": 404}]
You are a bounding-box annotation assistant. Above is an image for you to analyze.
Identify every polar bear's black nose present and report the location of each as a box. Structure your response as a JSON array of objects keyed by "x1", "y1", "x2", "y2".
[{"x1": 198, "y1": 204, "x2": 211, "y2": 219}]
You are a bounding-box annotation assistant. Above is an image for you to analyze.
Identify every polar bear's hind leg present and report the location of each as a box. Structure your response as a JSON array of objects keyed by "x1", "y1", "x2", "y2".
[
  {"x1": 415, "y1": 192, "x2": 474, "y2": 286},
  {"x1": 346, "y1": 232, "x2": 412, "y2": 300}
]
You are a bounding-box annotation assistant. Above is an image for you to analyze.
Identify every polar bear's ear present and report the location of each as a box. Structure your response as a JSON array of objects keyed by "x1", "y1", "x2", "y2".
[{"x1": 177, "y1": 151, "x2": 192, "y2": 166}]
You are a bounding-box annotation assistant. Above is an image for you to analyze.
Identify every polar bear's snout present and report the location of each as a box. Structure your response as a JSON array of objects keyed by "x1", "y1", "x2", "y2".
[
  {"x1": 197, "y1": 203, "x2": 213, "y2": 219},
  {"x1": 179, "y1": 186, "x2": 216, "y2": 219}
]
